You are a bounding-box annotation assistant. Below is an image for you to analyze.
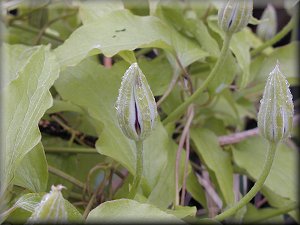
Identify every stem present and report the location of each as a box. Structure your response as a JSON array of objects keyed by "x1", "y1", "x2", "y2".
[
  {"x1": 9, "y1": 22, "x2": 64, "y2": 43},
  {"x1": 214, "y1": 141, "x2": 278, "y2": 221},
  {"x1": 162, "y1": 33, "x2": 232, "y2": 125},
  {"x1": 128, "y1": 140, "x2": 143, "y2": 199},
  {"x1": 174, "y1": 105, "x2": 194, "y2": 207},
  {"x1": 180, "y1": 131, "x2": 190, "y2": 205},
  {"x1": 48, "y1": 165, "x2": 85, "y2": 190},
  {"x1": 34, "y1": 11, "x2": 77, "y2": 45},
  {"x1": 251, "y1": 18, "x2": 295, "y2": 57},
  {"x1": 45, "y1": 147, "x2": 97, "y2": 154},
  {"x1": 82, "y1": 170, "x2": 110, "y2": 219}
]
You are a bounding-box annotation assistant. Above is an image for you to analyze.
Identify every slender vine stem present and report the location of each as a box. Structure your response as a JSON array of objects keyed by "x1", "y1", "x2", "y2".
[
  {"x1": 82, "y1": 170, "x2": 110, "y2": 219},
  {"x1": 214, "y1": 141, "x2": 278, "y2": 221},
  {"x1": 162, "y1": 33, "x2": 232, "y2": 125},
  {"x1": 48, "y1": 165, "x2": 85, "y2": 190},
  {"x1": 45, "y1": 147, "x2": 97, "y2": 154},
  {"x1": 251, "y1": 18, "x2": 295, "y2": 57},
  {"x1": 9, "y1": 22, "x2": 64, "y2": 43},
  {"x1": 128, "y1": 140, "x2": 143, "y2": 199},
  {"x1": 174, "y1": 105, "x2": 194, "y2": 206}
]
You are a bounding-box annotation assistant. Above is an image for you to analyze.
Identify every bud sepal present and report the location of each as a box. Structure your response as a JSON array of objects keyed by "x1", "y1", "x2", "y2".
[
  {"x1": 257, "y1": 4, "x2": 277, "y2": 41},
  {"x1": 218, "y1": 0, "x2": 253, "y2": 34},
  {"x1": 116, "y1": 63, "x2": 157, "y2": 141},
  {"x1": 257, "y1": 62, "x2": 294, "y2": 143}
]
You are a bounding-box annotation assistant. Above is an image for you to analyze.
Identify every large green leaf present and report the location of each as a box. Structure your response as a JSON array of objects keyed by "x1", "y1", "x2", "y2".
[
  {"x1": 253, "y1": 42, "x2": 298, "y2": 84},
  {"x1": 54, "y1": 58, "x2": 184, "y2": 207},
  {"x1": 138, "y1": 56, "x2": 173, "y2": 96},
  {"x1": 261, "y1": 187, "x2": 298, "y2": 223},
  {"x1": 1, "y1": 44, "x2": 60, "y2": 193},
  {"x1": 2, "y1": 44, "x2": 36, "y2": 85},
  {"x1": 243, "y1": 203, "x2": 284, "y2": 223},
  {"x1": 86, "y1": 199, "x2": 184, "y2": 223},
  {"x1": 54, "y1": 9, "x2": 207, "y2": 69},
  {"x1": 13, "y1": 142, "x2": 48, "y2": 193},
  {"x1": 78, "y1": 0, "x2": 124, "y2": 25},
  {"x1": 232, "y1": 136, "x2": 297, "y2": 201},
  {"x1": 190, "y1": 128, "x2": 235, "y2": 206},
  {"x1": 186, "y1": 171, "x2": 207, "y2": 209}
]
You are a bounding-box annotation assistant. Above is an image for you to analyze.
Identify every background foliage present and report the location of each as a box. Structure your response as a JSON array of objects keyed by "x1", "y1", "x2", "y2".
[{"x1": 1, "y1": 0, "x2": 298, "y2": 223}]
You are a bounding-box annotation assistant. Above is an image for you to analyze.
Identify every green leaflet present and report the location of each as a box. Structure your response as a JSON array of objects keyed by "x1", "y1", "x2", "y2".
[
  {"x1": 14, "y1": 142, "x2": 48, "y2": 193},
  {"x1": 1, "y1": 44, "x2": 60, "y2": 195}
]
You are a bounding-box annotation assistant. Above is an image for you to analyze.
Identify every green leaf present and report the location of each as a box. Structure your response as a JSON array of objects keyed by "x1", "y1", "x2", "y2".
[
  {"x1": 138, "y1": 56, "x2": 173, "y2": 96},
  {"x1": 166, "y1": 205, "x2": 196, "y2": 219},
  {"x1": 232, "y1": 136, "x2": 297, "y2": 201},
  {"x1": 45, "y1": 152, "x2": 78, "y2": 197},
  {"x1": 46, "y1": 99, "x2": 84, "y2": 114},
  {"x1": 86, "y1": 199, "x2": 184, "y2": 223},
  {"x1": 243, "y1": 203, "x2": 284, "y2": 223},
  {"x1": 78, "y1": 0, "x2": 124, "y2": 25},
  {"x1": 190, "y1": 128, "x2": 235, "y2": 206},
  {"x1": 2, "y1": 44, "x2": 36, "y2": 85},
  {"x1": 261, "y1": 187, "x2": 298, "y2": 223},
  {"x1": 14, "y1": 142, "x2": 48, "y2": 192},
  {"x1": 186, "y1": 171, "x2": 207, "y2": 209},
  {"x1": 54, "y1": 10, "x2": 207, "y2": 69},
  {"x1": 186, "y1": 19, "x2": 220, "y2": 58},
  {"x1": 2, "y1": 44, "x2": 60, "y2": 192},
  {"x1": 208, "y1": 52, "x2": 239, "y2": 94},
  {"x1": 254, "y1": 42, "x2": 299, "y2": 84},
  {"x1": 0, "y1": 193, "x2": 43, "y2": 223}
]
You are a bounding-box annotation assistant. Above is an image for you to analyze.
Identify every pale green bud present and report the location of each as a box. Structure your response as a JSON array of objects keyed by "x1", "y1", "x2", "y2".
[
  {"x1": 257, "y1": 4, "x2": 277, "y2": 41},
  {"x1": 257, "y1": 62, "x2": 294, "y2": 143},
  {"x1": 28, "y1": 185, "x2": 67, "y2": 223},
  {"x1": 218, "y1": 0, "x2": 253, "y2": 34},
  {"x1": 116, "y1": 63, "x2": 157, "y2": 141},
  {"x1": 284, "y1": 0, "x2": 299, "y2": 16}
]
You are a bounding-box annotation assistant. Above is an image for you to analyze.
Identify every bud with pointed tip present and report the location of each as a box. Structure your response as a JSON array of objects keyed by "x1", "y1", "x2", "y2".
[
  {"x1": 257, "y1": 4, "x2": 277, "y2": 41},
  {"x1": 116, "y1": 63, "x2": 157, "y2": 141},
  {"x1": 257, "y1": 62, "x2": 294, "y2": 143},
  {"x1": 28, "y1": 185, "x2": 67, "y2": 223},
  {"x1": 218, "y1": 0, "x2": 253, "y2": 34}
]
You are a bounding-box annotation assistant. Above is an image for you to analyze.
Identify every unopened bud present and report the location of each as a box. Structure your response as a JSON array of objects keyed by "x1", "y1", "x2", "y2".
[
  {"x1": 257, "y1": 4, "x2": 277, "y2": 41},
  {"x1": 116, "y1": 63, "x2": 157, "y2": 141},
  {"x1": 28, "y1": 185, "x2": 67, "y2": 223},
  {"x1": 218, "y1": 0, "x2": 253, "y2": 34},
  {"x1": 257, "y1": 62, "x2": 294, "y2": 143},
  {"x1": 284, "y1": 0, "x2": 299, "y2": 16}
]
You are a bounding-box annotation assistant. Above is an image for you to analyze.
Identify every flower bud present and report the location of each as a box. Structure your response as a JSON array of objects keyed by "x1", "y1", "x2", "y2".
[
  {"x1": 284, "y1": 0, "x2": 299, "y2": 16},
  {"x1": 256, "y1": 4, "x2": 277, "y2": 41},
  {"x1": 116, "y1": 63, "x2": 157, "y2": 141},
  {"x1": 28, "y1": 185, "x2": 67, "y2": 223},
  {"x1": 257, "y1": 62, "x2": 294, "y2": 143},
  {"x1": 218, "y1": 0, "x2": 253, "y2": 34}
]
